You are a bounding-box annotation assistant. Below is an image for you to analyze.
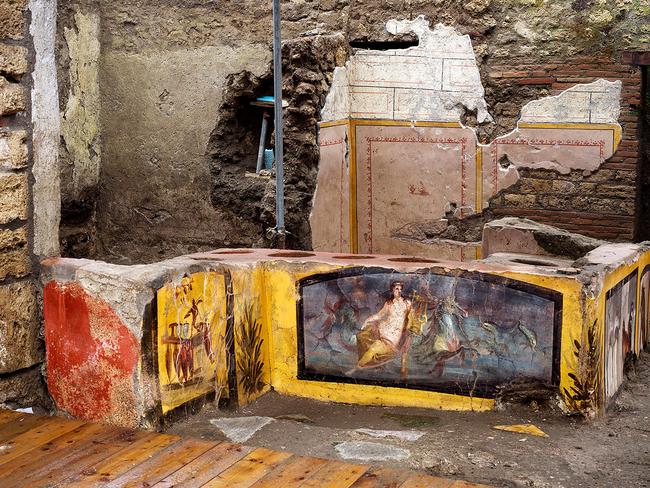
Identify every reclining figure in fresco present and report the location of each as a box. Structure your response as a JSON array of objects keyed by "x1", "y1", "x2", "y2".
[
  {"x1": 356, "y1": 281, "x2": 413, "y2": 373},
  {"x1": 355, "y1": 281, "x2": 479, "y2": 378}
]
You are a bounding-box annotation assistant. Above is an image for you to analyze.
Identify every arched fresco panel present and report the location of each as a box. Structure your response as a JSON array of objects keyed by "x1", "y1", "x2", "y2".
[{"x1": 298, "y1": 269, "x2": 562, "y2": 397}]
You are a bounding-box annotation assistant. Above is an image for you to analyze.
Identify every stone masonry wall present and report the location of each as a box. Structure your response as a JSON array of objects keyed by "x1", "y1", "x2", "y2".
[{"x1": 0, "y1": 0, "x2": 50, "y2": 408}]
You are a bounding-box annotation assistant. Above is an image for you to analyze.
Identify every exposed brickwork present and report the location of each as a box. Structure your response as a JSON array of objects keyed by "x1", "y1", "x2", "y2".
[{"x1": 486, "y1": 57, "x2": 641, "y2": 241}]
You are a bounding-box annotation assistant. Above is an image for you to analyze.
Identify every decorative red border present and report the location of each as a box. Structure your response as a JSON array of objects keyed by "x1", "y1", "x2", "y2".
[
  {"x1": 490, "y1": 138, "x2": 606, "y2": 193},
  {"x1": 320, "y1": 139, "x2": 346, "y2": 147},
  {"x1": 364, "y1": 136, "x2": 468, "y2": 253}
]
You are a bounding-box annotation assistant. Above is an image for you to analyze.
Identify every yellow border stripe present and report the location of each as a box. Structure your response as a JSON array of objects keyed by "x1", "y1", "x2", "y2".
[
  {"x1": 319, "y1": 119, "x2": 349, "y2": 128},
  {"x1": 351, "y1": 119, "x2": 462, "y2": 128}
]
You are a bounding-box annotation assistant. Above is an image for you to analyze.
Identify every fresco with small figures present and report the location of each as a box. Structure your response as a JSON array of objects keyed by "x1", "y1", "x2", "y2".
[
  {"x1": 157, "y1": 272, "x2": 230, "y2": 414},
  {"x1": 639, "y1": 266, "x2": 650, "y2": 352},
  {"x1": 298, "y1": 269, "x2": 562, "y2": 396},
  {"x1": 605, "y1": 269, "x2": 638, "y2": 401}
]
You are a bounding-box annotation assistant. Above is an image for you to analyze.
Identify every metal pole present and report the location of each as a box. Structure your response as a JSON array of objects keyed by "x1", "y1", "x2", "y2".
[{"x1": 272, "y1": 0, "x2": 286, "y2": 248}]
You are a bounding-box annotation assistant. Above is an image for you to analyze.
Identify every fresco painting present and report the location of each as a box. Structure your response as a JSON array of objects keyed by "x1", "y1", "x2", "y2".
[
  {"x1": 298, "y1": 270, "x2": 561, "y2": 396},
  {"x1": 235, "y1": 301, "x2": 266, "y2": 404},
  {"x1": 639, "y1": 267, "x2": 650, "y2": 352},
  {"x1": 156, "y1": 272, "x2": 230, "y2": 414},
  {"x1": 604, "y1": 269, "x2": 638, "y2": 401}
]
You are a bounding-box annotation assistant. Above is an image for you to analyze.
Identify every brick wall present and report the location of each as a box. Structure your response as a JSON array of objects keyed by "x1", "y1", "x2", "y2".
[
  {"x1": 0, "y1": 0, "x2": 50, "y2": 408},
  {"x1": 487, "y1": 57, "x2": 641, "y2": 241}
]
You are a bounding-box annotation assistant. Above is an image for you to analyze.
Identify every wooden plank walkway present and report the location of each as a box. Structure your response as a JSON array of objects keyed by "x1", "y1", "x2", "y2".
[{"x1": 0, "y1": 410, "x2": 492, "y2": 487}]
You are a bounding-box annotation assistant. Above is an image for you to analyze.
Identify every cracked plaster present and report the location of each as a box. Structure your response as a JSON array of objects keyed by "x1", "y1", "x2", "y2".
[{"x1": 314, "y1": 18, "x2": 622, "y2": 255}]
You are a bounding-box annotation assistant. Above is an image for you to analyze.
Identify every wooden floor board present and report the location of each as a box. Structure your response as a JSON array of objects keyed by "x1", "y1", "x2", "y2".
[
  {"x1": 250, "y1": 455, "x2": 329, "y2": 487},
  {"x1": 104, "y1": 437, "x2": 217, "y2": 488},
  {"x1": 0, "y1": 409, "x2": 24, "y2": 425},
  {"x1": 201, "y1": 447, "x2": 293, "y2": 488},
  {"x1": 28, "y1": 427, "x2": 153, "y2": 487},
  {"x1": 298, "y1": 460, "x2": 370, "y2": 488},
  {"x1": 63, "y1": 432, "x2": 182, "y2": 487},
  {"x1": 0, "y1": 410, "x2": 493, "y2": 488},
  {"x1": 0, "y1": 422, "x2": 109, "y2": 486},
  {"x1": 0, "y1": 413, "x2": 49, "y2": 443},
  {"x1": 153, "y1": 442, "x2": 253, "y2": 488},
  {"x1": 0, "y1": 416, "x2": 85, "y2": 467}
]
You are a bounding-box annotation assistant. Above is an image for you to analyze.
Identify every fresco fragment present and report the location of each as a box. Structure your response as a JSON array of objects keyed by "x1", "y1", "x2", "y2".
[
  {"x1": 298, "y1": 269, "x2": 562, "y2": 397},
  {"x1": 156, "y1": 272, "x2": 230, "y2": 414},
  {"x1": 43, "y1": 281, "x2": 139, "y2": 426},
  {"x1": 604, "y1": 269, "x2": 638, "y2": 401},
  {"x1": 639, "y1": 266, "x2": 650, "y2": 352}
]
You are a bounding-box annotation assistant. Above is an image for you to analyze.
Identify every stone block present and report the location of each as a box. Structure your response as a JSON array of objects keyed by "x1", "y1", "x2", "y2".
[
  {"x1": 482, "y1": 217, "x2": 605, "y2": 259},
  {"x1": 0, "y1": 172, "x2": 27, "y2": 224},
  {"x1": 0, "y1": 0, "x2": 26, "y2": 40},
  {"x1": 0, "y1": 246, "x2": 30, "y2": 279},
  {"x1": 0, "y1": 77, "x2": 26, "y2": 115},
  {"x1": 552, "y1": 180, "x2": 577, "y2": 193},
  {"x1": 0, "y1": 226, "x2": 27, "y2": 251},
  {"x1": 519, "y1": 179, "x2": 554, "y2": 194},
  {"x1": 0, "y1": 281, "x2": 42, "y2": 374},
  {"x1": 0, "y1": 366, "x2": 50, "y2": 409},
  {"x1": 503, "y1": 193, "x2": 537, "y2": 207},
  {"x1": 0, "y1": 129, "x2": 27, "y2": 169},
  {"x1": 0, "y1": 43, "x2": 28, "y2": 78}
]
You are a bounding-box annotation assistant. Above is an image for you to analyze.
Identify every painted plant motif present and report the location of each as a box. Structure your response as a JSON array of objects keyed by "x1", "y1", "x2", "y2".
[
  {"x1": 299, "y1": 270, "x2": 561, "y2": 396},
  {"x1": 564, "y1": 320, "x2": 600, "y2": 415},
  {"x1": 604, "y1": 270, "x2": 638, "y2": 401},
  {"x1": 236, "y1": 302, "x2": 265, "y2": 399},
  {"x1": 157, "y1": 273, "x2": 229, "y2": 414}
]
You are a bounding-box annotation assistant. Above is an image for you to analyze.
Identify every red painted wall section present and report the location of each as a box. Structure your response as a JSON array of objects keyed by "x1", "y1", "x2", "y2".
[{"x1": 44, "y1": 281, "x2": 141, "y2": 427}]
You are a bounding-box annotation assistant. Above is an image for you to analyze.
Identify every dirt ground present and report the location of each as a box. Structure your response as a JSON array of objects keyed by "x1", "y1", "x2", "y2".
[{"x1": 166, "y1": 352, "x2": 650, "y2": 488}]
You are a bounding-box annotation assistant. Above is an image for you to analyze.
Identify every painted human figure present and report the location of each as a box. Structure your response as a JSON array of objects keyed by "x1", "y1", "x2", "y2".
[
  {"x1": 356, "y1": 281, "x2": 412, "y2": 371},
  {"x1": 176, "y1": 322, "x2": 194, "y2": 383}
]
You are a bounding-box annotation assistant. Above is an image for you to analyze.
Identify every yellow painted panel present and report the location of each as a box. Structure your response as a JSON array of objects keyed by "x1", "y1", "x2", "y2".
[
  {"x1": 491, "y1": 271, "x2": 584, "y2": 411},
  {"x1": 230, "y1": 267, "x2": 272, "y2": 406},
  {"x1": 156, "y1": 272, "x2": 229, "y2": 414},
  {"x1": 597, "y1": 249, "x2": 650, "y2": 405},
  {"x1": 264, "y1": 263, "x2": 504, "y2": 411},
  {"x1": 635, "y1": 251, "x2": 650, "y2": 353}
]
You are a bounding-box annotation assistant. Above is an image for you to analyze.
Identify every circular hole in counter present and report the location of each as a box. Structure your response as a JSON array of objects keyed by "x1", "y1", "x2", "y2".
[
  {"x1": 267, "y1": 251, "x2": 316, "y2": 258},
  {"x1": 333, "y1": 255, "x2": 375, "y2": 260},
  {"x1": 388, "y1": 256, "x2": 439, "y2": 264},
  {"x1": 191, "y1": 256, "x2": 223, "y2": 261},
  {"x1": 212, "y1": 250, "x2": 255, "y2": 255},
  {"x1": 511, "y1": 258, "x2": 557, "y2": 267}
]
